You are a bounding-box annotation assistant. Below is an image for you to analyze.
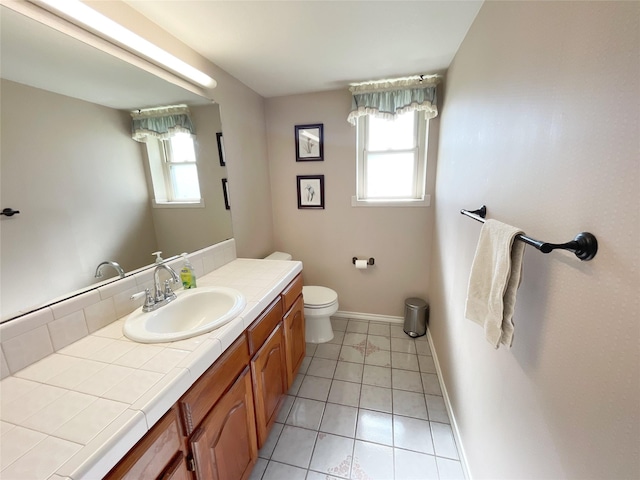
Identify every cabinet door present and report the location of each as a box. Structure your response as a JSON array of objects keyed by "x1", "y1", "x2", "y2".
[
  {"x1": 283, "y1": 295, "x2": 306, "y2": 389},
  {"x1": 251, "y1": 322, "x2": 288, "y2": 447},
  {"x1": 179, "y1": 335, "x2": 249, "y2": 436},
  {"x1": 190, "y1": 368, "x2": 257, "y2": 480}
]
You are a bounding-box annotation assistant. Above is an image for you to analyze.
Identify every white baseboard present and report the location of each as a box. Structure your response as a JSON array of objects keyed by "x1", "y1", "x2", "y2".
[
  {"x1": 333, "y1": 310, "x2": 404, "y2": 324},
  {"x1": 426, "y1": 328, "x2": 471, "y2": 479}
]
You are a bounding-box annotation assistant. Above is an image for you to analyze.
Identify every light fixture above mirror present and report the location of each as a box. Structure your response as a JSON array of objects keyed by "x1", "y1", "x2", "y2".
[{"x1": 38, "y1": 0, "x2": 217, "y2": 88}]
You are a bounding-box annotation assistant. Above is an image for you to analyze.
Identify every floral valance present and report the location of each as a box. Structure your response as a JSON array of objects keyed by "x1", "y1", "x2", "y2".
[
  {"x1": 131, "y1": 105, "x2": 194, "y2": 143},
  {"x1": 347, "y1": 75, "x2": 441, "y2": 125}
]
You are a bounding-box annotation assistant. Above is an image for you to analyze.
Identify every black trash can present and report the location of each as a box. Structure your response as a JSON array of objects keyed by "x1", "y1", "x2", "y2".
[{"x1": 403, "y1": 297, "x2": 429, "y2": 337}]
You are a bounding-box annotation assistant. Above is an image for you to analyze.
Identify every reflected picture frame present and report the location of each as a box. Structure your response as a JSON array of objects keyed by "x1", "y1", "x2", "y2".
[
  {"x1": 295, "y1": 123, "x2": 324, "y2": 162},
  {"x1": 216, "y1": 132, "x2": 226, "y2": 166},
  {"x1": 221, "y1": 178, "x2": 230, "y2": 210},
  {"x1": 297, "y1": 175, "x2": 324, "y2": 209}
]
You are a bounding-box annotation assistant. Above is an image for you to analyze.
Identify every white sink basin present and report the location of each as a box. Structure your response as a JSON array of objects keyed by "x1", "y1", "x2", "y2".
[{"x1": 123, "y1": 287, "x2": 246, "y2": 343}]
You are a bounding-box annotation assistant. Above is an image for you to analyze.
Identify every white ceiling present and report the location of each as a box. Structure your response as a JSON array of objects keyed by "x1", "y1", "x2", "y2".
[{"x1": 125, "y1": 0, "x2": 484, "y2": 98}]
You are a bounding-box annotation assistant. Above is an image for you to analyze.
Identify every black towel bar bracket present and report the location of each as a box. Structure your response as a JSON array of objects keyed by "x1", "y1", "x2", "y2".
[
  {"x1": 460, "y1": 205, "x2": 598, "y2": 261},
  {"x1": 1, "y1": 208, "x2": 20, "y2": 217}
]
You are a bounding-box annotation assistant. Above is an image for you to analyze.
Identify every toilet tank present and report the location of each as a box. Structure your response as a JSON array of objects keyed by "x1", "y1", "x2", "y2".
[{"x1": 264, "y1": 251, "x2": 293, "y2": 261}]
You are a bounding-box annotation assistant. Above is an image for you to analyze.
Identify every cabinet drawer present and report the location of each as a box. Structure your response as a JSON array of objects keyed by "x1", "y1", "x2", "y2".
[
  {"x1": 160, "y1": 453, "x2": 191, "y2": 480},
  {"x1": 246, "y1": 296, "x2": 283, "y2": 356},
  {"x1": 281, "y1": 274, "x2": 303, "y2": 313},
  {"x1": 179, "y1": 335, "x2": 249, "y2": 436},
  {"x1": 105, "y1": 406, "x2": 182, "y2": 480}
]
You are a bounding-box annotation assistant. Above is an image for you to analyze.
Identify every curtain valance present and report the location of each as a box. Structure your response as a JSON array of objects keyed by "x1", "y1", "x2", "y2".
[
  {"x1": 131, "y1": 105, "x2": 194, "y2": 143},
  {"x1": 347, "y1": 75, "x2": 441, "y2": 125}
]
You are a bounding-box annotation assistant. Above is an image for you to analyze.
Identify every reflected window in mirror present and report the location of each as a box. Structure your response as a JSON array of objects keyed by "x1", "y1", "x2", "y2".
[{"x1": 148, "y1": 132, "x2": 202, "y2": 204}]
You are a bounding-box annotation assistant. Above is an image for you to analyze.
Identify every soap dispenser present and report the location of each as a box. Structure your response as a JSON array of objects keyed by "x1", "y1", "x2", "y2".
[
  {"x1": 152, "y1": 251, "x2": 164, "y2": 264},
  {"x1": 180, "y1": 253, "x2": 197, "y2": 289}
]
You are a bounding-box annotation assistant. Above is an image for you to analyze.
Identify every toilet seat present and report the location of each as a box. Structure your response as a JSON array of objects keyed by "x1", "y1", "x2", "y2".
[{"x1": 303, "y1": 286, "x2": 338, "y2": 308}]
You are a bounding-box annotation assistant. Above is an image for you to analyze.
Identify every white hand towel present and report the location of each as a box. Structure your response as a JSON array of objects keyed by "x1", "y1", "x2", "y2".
[{"x1": 465, "y1": 219, "x2": 526, "y2": 348}]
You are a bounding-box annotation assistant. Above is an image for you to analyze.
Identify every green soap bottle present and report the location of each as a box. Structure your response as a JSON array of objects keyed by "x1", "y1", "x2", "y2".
[{"x1": 180, "y1": 253, "x2": 197, "y2": 289}]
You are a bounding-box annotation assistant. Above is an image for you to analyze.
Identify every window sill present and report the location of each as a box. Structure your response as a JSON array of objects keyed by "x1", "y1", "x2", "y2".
[
  {"x1": 152, "y1": 199, "x2": 205, "y2": 209},
  {"x1": 351, "y1": 195, "x2": 431, "y2": 207}
]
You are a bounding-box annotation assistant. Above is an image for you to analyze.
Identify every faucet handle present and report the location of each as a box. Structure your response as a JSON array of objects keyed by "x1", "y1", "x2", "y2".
[
  {"x1": 163, "y1": 280, "x2": 177, "y2": 299},
  {"x1": 131, "y1": 289, "x2": 154, "y2": 309}
]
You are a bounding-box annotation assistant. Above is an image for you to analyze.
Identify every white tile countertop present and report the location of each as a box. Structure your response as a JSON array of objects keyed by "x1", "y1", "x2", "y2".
[{"x1": 0, "y1": 259, "x2": 302, "y2": 480}]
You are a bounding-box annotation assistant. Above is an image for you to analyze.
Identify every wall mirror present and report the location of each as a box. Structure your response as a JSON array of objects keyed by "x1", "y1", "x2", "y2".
[{"x1": 0, "y1": 6, "x2": 233, "y2": 321}]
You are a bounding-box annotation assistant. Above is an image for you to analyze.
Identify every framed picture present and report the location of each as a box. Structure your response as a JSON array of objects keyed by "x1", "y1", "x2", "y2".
[
  {"x1": 297, "y1": 175, "x2": 324, "y2": 209},
  {"x1": 295, "y1": 124, "x2": 323, "y2": 161},
  {"x1": 216, "y1": 132, "x2": 226, "y2": 166},
  {"x1": 221, "y1": 178, "x2": 230, "y2": 210}
]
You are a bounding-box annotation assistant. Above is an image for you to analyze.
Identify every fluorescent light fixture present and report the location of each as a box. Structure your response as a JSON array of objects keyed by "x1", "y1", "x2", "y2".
[{"x1": 39, "y1": 0, "x2": 216, "y2": 88}]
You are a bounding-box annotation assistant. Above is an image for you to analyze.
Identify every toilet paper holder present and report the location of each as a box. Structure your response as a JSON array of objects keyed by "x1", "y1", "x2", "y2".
[{"x1": 352, "y1": 257, "x2": 375, "y2": 266}]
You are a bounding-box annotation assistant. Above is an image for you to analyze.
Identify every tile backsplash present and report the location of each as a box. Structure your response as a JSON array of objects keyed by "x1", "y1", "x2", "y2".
[{"x1": 0, "y1": 239, "x2": 237, "y2": 378}]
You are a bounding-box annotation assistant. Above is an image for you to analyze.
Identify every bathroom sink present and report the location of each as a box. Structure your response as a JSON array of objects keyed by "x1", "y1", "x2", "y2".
[{"x1": 123, "y1": 287, "x2": 246, "y2": 343}]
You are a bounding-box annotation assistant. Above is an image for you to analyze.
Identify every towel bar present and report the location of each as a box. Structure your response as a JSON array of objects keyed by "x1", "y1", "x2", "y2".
[{"x1": 460, "y1": 206, "x2": 598, "y2": 261}]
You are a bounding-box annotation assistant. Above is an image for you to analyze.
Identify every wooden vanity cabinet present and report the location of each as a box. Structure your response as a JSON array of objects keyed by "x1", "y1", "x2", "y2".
[
  {"x1": 104, "y1": 406, "x2": 187, "y2": 480},
  {"x1": 179, "y1": 335, "x2": 250, "y2": 436},
  {"x1": 105, "y1": 273, "x2": 306, "y2": 480},
  {"x1": 250, "y1": 322, "x2": 287, "y2": 446},
  {"x1": 179, "y1": 335, "x2": 256, "y2": 480},
  {"x1": 246, "y1": 296, "x2": 287, "y2": 447},
  {"x1": 160, "y1": 454, "x2": 191, "y2": 480},
  {"x1": 189, "y1": 368, "x2": 257, "y2": 480},
  {"x1": 281, "y1": 275, "x2": 306, "y2": 389}
]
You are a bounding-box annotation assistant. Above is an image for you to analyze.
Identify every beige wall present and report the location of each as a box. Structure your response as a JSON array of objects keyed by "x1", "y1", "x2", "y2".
[
  {"x1": 430, "y1": 2, "x2": 639, "y2": 478},
  {"x1": 1, "y1": 79, "x2": 157, "y2": 316},
  {"x1": 265, "y1": 90, "x2": 439, "y2": 317},
  {"x1": 89, "y1": 1, "x2": 274, "y2": 259}
]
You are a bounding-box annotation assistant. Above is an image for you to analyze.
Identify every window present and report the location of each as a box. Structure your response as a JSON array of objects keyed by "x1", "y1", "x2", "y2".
[
  {"x1": 146, "y1": 132, "x2": 203, "y2": 207},
  {"x1": 354, "y1": 111, "x2": 429, "y2": 206}
]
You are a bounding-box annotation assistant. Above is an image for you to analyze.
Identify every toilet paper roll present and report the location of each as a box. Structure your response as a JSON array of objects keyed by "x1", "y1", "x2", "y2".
[{"x1": 355, "y1": 259, "x2": 368, "y2": 269}]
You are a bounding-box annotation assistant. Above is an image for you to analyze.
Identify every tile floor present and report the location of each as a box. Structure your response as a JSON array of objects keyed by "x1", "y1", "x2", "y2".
[{"x1": 249, "y1": 318, "x2": 466, "y2": 480}]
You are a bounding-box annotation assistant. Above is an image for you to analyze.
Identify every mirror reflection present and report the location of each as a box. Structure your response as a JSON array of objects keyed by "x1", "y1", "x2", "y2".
[{"x1": 0, "y1": 7, "x2": 233, "y2": 320}]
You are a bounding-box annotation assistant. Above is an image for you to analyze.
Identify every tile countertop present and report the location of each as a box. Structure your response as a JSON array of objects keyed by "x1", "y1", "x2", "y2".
[{"x1": 0, "y1": 259, "x2": 302, "y2": 480}]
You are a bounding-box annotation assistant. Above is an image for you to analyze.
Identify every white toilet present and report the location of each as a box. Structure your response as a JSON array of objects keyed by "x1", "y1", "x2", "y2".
[{"x1": 265, "y1": 252, "x2": 337, "y2": 343}]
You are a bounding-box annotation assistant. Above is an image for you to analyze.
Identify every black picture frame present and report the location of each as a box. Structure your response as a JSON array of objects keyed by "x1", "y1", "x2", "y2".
[
  {"x1": 221, "y1": 178, "x2": 230, "y2": 210},
  {"x1": 216, "y1": 132, "x2": 226, "y2": 166},
  {"x1": 295, "y1": 124, "x2": 324, "y2": 162},
  {"x1": 297, "y1": 175, "x2": 325, "y2": 209}
]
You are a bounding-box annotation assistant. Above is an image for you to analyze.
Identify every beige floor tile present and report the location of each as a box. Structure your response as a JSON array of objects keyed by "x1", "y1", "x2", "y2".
[
  {"x1": 319, "y1": 403, "x2": 357, "y2": 437},
  {"x1": 362, "y1": 365, "x2": 392, "y2": 388},
  {"x1": 271, "y1": 425, "x2": 317, "y2": 468},
  {"x1": 391, "y1": 352, "x2": 420, "y2": 371},
  {"x1": 333, "y1": 361, "x2": 364, "y2": 383},
  {"x1": 359, "y1": 385, "x2": 392, "y2": 413},
  {"x1": 309, "y1": 432, "x2": 354, "y2": 477},
  {"x1": 356, "y1": 410, "x2": 393, "y2": 446},
  {"x1": 328, "y1": 379, "x2": 361, "y2": 407}
]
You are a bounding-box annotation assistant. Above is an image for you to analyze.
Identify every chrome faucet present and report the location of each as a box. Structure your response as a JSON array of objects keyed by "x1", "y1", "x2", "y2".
[
  {"x1": 95, "y1": 260, "x2": 125, "y2": 279},
  {"x1": 153, "y1": 264, "x2": 180, "y2": 303},
  {"x1": 131, "y1": 263, "x2": 181, "y2": 313}
]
